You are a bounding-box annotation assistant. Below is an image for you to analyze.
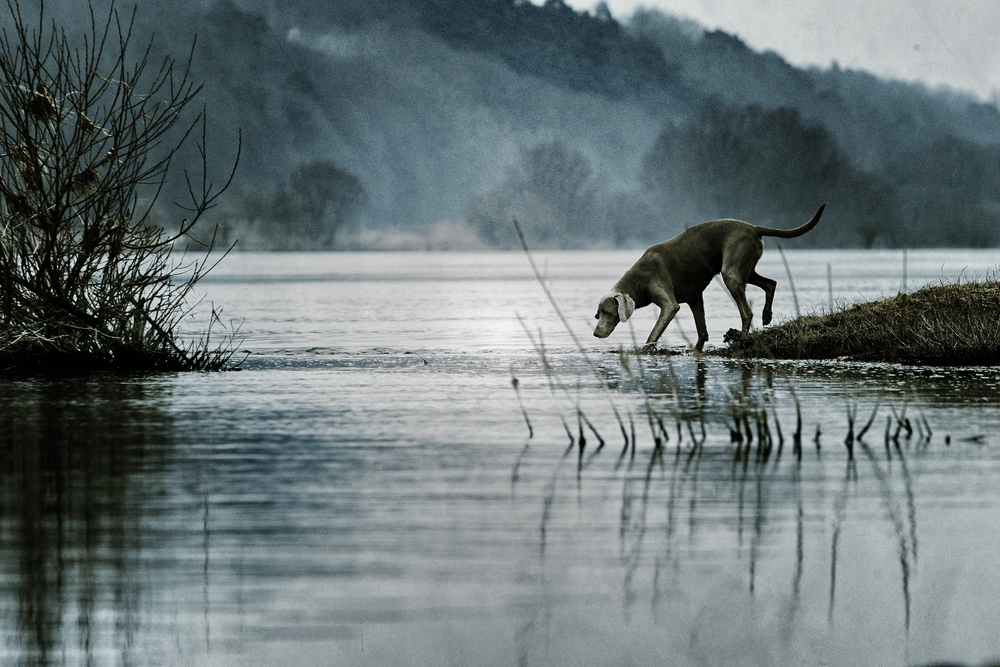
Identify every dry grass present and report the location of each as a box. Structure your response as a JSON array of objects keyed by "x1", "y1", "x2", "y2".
[{"x1": 717, "y1": 281, "x2": 1000, "y2": 365}]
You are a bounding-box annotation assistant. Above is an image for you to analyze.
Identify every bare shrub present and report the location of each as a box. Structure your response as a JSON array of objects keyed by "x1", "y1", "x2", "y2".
[{"x1": 0, "y1": 0, "x2": 239, "y2": 371}]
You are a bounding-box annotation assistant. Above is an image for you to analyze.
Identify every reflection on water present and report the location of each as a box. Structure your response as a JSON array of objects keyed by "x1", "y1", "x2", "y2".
[
  {"x1": 1, "y1": 251, "x2": 1000, "y2": 666},
  {"x1": 0, "y1": 378, "x2": 174, "y2": 666},
  {"x1": 511, "y1": 351, "x2": 1000, "y2": 666}
]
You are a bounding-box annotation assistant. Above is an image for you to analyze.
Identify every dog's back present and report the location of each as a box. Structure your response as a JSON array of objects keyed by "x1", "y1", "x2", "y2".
[{"x1": 636, "y1": 219, "x2": 759, "y2": 302}]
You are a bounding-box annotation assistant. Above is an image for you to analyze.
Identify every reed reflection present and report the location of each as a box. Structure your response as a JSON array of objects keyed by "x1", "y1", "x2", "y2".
[
  {"x1": 0, "y1": 378, "x2": 174, "y2": 666},
  {"x1": 522, "y1": 355, "x2": 961, "y2": 646}
]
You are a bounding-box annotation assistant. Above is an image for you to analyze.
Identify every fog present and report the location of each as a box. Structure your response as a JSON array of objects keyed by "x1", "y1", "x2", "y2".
[{"x1": 30, "y1": 0, "x2": 1000, "y2": 248}]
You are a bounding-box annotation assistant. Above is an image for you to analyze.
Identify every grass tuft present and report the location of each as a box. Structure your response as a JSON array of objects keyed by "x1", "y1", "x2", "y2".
[{"x1": 716, "y1": 280, "x2": 1000, "y2": 365}]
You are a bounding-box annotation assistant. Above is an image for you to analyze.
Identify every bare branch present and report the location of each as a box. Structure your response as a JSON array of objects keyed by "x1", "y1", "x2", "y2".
[{"x1": 0, "y1": 0, "x2": 239, "y2": 371}]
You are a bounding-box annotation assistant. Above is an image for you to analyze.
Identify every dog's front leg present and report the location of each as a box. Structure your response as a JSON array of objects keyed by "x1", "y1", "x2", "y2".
[
  {"x1": 644, "y1": 295, "x2": 680, "y2": 349},
  {"x1": 689, "y1": 295, "x2": 709, "y2": 352}
]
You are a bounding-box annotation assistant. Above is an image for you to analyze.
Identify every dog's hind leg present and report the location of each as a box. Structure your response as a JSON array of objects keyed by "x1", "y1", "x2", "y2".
[
  {"x1": 722, "y1": 271, "x2": 753, "y2": 333},
  {"x1": 689, "y1": 294, "x2": 709, "y2": 352},
  {"x1": 747, "y1": 271, "x2": 777, "y2": 325},
  {"x1": 721, "y1": 238, "x2": 764, "y2": 333}
]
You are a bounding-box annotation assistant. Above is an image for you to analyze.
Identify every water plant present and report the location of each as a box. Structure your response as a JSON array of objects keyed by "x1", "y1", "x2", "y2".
[{"x1": 0, "y1": 0, "x2": 239, "y2": 372}]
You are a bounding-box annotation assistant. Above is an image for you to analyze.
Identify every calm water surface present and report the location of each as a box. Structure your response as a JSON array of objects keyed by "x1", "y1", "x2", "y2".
[{"x1": 3, "y1": 249, "x2": 1000, "y2": 666}]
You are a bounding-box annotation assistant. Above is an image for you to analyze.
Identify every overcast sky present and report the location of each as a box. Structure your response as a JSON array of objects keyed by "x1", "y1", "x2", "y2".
[{"x1": 561, "y1": 0, "x2": 1000, "y2": 101}]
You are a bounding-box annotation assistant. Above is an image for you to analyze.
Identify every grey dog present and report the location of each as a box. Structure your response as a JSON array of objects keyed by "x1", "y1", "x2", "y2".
[{"x1": 594, "y1": 204, "x2": 825, "y2": 351}]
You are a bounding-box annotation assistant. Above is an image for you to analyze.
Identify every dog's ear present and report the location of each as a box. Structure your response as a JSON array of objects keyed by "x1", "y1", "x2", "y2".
[{"x1": 615, "y1": 293, "x2": 635, "y2": 323}]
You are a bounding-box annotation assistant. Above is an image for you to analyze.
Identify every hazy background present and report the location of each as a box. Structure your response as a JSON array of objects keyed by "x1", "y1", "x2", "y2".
[
  {"x1": 586, "y1": 0, "x2": 1000, "y2": 102},
  {"x1": 29, "y1": 0, "x2": 1000, "y2": 249}
]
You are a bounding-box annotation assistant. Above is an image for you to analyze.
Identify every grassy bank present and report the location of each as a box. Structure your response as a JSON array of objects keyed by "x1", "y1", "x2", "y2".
[{"x1": 716, "y1": 280, "x2": 1000, "y2": 365}]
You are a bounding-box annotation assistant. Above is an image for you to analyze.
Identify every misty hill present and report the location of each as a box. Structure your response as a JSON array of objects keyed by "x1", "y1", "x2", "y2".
[{"x1": 46, "y1": 0, "x2": 1000, "y2": 248}]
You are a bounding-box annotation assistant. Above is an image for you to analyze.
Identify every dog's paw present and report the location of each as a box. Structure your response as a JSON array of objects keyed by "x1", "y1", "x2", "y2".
[
  {"x1": 762, "y1": 309, "x2": 772, "y2": 325},
  {"x1": 639, "y1": 342, "x2": 657, "y2": 354}
]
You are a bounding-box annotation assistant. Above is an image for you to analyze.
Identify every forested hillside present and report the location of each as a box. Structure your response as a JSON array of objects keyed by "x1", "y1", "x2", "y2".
[{"x1": 40, "y1": 0, "x2": 1000, "y2": 248}]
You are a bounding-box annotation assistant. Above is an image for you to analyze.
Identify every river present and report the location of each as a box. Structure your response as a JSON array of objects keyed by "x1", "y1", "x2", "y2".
[{"x1": 2, "y1": 249, "x2": 1000, "y2": 667}]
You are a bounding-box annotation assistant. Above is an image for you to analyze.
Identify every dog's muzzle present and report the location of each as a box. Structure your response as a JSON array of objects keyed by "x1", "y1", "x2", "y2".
[{"x1": 593, "y1": 317, "x2": 617, "y2": 338}]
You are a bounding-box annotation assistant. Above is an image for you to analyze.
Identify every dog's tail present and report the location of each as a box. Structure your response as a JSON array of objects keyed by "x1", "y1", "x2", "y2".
[{"x1": 754, "y1": 204, "x2": 826, "y2": 239}]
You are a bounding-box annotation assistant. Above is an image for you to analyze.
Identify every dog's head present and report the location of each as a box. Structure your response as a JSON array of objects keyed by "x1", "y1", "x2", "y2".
[{"x1": 594, "y1": 290, "x2": 635, "y2": 338}]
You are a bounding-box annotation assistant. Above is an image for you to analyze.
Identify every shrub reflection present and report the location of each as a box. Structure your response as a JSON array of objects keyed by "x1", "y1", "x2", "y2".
[{"x1": 0, "y1": 378, "x2": 174, "y2": 666}]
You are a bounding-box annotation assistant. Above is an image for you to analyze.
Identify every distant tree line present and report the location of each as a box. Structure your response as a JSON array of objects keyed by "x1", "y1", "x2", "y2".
[
  {"x1": 466, "y1": 103, "x2": 1000, "y2": 248},
  {"x1": 465, "y1": 141, "x2": 660, "y2": 248},
  {"x1": 118, "y1": 0, "x2": 1000, "y2": 248},
  {"x1": 214, "y1": 160, "x2": 367, "y2": 250},
  {"x1": 467, "y1": 142, "x2": 597, "y2": 247},
  {"x1": 641, "y1": 104, "x2": 903, "y2": 247},
  {"x1": 885, "y1": 137, "x2": 1000, "y2": 247},
  {"x1": 414, "y1": 0, "x2": 683, "y2": 99}
]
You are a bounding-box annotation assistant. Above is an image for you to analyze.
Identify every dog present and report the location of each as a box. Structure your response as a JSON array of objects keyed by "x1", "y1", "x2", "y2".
[{"x1": 593, "y1": 204, "x2": 825, "y2": 351}]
